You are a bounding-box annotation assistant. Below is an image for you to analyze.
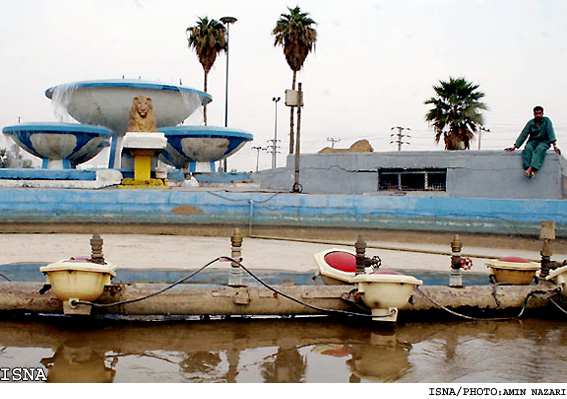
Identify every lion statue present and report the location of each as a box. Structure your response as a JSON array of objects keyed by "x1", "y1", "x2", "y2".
[
  {"x1": 127, "y1": 96, "x2": 158, "y2": 132},
  {"x1": 318, "y1": 139, "x2": 374, "y2": 154}
]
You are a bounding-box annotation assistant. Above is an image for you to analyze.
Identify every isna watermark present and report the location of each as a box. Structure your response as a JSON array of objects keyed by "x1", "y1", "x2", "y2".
[{"x1": 0, "y1": 367, "x2": 47, "y2": 382}]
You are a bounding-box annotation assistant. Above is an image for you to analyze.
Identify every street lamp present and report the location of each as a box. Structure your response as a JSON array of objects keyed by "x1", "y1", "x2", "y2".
[
  {"x1": 221, "y1": 16, "x2": 237, "y2": 172},
  {"x1": 251, "y1": 146, "x2": 266, "y2": 172},
  {"x1": 478, "y1": 126, "x2": 490, "y2": 150},
  {"x1": 271, "y1": 97, "x2": 281, "y2": 168}
]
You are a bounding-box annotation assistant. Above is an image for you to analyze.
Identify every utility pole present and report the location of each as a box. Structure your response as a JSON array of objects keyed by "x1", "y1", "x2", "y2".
[
  {"x1": 390, "y1": 126, "x2": 411, "y2": 151},
  {"x1": 478, "y1": 126, "x2": 490, "y2": 150},
  {"x1": 221, "y1": 16, "x2": 237, "y2": 172},
  {"x1": 327, "y1": 137, "x2": 340, "y2": 149},
  {"x1": 271, "y1": 97, "x2": 281, "y2": 168},
  {"x1": 292, "y1": 83, "x2": 303, "y2": 193},
  {"x1": 251, "y1": 146, "x2": 266, "y2": 172}
]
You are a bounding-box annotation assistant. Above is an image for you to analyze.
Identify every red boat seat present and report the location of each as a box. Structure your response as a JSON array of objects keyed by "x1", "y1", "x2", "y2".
[{"x1": 324, "y1": 251, "x2": 356, "y2": 272}]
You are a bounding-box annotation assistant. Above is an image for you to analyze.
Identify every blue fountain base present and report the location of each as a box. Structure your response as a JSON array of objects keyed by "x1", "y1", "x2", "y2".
[{"x1": 0, "y1": 169, "x2": 97, "y2": 180}]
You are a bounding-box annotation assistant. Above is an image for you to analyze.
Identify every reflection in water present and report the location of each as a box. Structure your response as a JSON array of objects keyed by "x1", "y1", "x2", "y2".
[
  {"x1": 261, "y1": 346, "x2": 307, "y2": 383},
  {"x1": 0, "y1": 315, "x2": 566, "y2": 383},
  {"x1": 41, "y1": 338, "x2": 116, "y2": 383}
]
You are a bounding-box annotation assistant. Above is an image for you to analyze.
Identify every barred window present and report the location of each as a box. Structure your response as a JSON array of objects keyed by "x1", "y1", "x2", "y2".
[{"x1": 378, "y1": 168, "x2": 447, "y2": 191}]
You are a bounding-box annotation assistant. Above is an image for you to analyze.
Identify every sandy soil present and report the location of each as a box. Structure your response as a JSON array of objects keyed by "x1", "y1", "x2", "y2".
[{"x1": 2, "y1": 229, "x2": 565, "y2": 275}]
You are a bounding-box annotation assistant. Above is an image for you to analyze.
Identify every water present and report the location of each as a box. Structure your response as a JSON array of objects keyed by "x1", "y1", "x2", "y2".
[
  {"x1": 0, "y1": 263, "x2": 491, "y2": 286},
  {"x1": 0, "y1": 315, "x2": 565, "y2": 383},
  {"x1": 0, "y1": 263, "x2": 561, "y2": 384}
]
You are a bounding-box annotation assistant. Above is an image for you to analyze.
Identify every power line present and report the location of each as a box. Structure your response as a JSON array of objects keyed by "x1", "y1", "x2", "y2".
[
  {"x1": 390, "y1": 126, "x2": 411, "y2": 151},
  {"x1": 326, "y1": 137, "x2": 341, "y2": 148}
]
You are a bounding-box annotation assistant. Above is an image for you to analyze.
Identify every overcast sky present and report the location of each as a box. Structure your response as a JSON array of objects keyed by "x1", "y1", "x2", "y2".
[{"x1": 1, "y1": 0, "x2": 566, "y2": 171}]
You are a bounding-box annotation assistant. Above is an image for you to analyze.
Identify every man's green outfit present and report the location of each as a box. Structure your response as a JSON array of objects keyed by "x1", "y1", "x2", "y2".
[{"x1": 514, "y1": 116, "x2": 556, "y2": 171}]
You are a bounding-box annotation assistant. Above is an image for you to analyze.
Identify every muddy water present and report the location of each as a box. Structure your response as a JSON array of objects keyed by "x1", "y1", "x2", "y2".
[{"x1": 0, "y1": 315, "x2": 566, "y2": 383}]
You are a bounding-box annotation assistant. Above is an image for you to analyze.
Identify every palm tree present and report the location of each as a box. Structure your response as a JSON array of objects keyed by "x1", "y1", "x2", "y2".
[
  {"x1": 272, "y1": 6, "x2": 317, "y2": 154},
  {"x1": 187, "y1": 17, "x2": 227, "y2": 125},
  {"x1": 425, "y1": 77, "x2": 487, "y2": 150}
]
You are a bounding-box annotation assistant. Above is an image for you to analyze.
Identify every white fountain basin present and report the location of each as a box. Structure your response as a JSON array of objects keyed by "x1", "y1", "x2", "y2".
[
  {"x1": 45, "y1": 79, "x2": 213, "y2": 169},
  {"x1": 159, "y1": 126, "x2": 253, "y2": 172},
  {"x1": 40, "y1": 259, "x2": 116, "y2": 315},
  {"x1": 351, "y1": 272, "x2": 423, "y2": 322},
  {"x1": 2, "y1": 122, "x2": 112, "y2": 169},
  {"x1": 45, "y1": 79, "x2": 212, "y2": 135}
]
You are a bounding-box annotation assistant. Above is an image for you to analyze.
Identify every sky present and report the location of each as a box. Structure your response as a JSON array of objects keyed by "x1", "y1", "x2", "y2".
[{"x1": 1, "y1": 0, "x2": 566, "y2": 172}]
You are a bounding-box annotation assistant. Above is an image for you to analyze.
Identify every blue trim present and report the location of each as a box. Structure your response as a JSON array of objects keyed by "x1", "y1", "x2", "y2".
[
  {"x1": 3, "y1": 122, "x2": 113, "y2": 136},
  {"x1": 159, "y1": 125, "x2": 253, "y2": 141},
  {"x1": 45, "y1": 79, "x2": 212, "y2": 104},
  {"x1": 0, "y1": 169, "x2": 97, "y2": 180},
  {"x1": 108, "y1": 136, "x2": 118, "y2": 169},
  {"x1": 192, "y1": 172, "x2": 251, "y2": 183}
]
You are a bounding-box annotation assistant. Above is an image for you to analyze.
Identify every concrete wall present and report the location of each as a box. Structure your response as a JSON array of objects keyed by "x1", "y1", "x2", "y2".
[
  {"x1": 1, "y1": 188, "x2": 566, "y2": 237},
  {"x1": 251, "y1": 150, "x2": 566, "y2": 199}
]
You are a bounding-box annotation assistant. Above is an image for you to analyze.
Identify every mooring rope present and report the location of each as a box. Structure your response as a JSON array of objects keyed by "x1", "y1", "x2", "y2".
[
  {"x1": 414, "y1": 286, "x2": 561, "y2": 321},
  {"x1": 549, "y1": 297, "x2": 567, "y2": 315}
]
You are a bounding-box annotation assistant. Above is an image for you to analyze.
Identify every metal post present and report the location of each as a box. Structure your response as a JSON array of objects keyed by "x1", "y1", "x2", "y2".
[
  {"x1": 449, "y1": 234, "x2": 463, "y2": 287},
  {"x1": 221, "y1": 16, "x2": 237, "y2": 173},
  {"x1": 90, "y1": 233, "x2": 105, "y2": 265},
  {"x1": 540, "y1": 220, "x2": 556, "y2": 278},
  {"x1": 251, "y1": 146, "x2": 264, "y2": 172},
  {"x1": 292, "y1": 83, "x2": 303, "y2": 193},
  {"x1": 228, "y1": 227, "x2": 243, "y2": 287},
  {"x1": 271, "y1": 97, "x2": 281, "y2": 169},
  {"x1": 355, "y1": 235, "x2": 367, "y2": 275}
]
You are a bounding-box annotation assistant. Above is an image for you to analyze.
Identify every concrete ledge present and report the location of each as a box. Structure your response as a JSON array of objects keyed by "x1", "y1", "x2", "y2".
[
  {"x1": 0, "y1": 170, "x2": 122, "y2": 189},
  {"x1": 0, "y1": 169, "x2": 98, "y2": 180}
]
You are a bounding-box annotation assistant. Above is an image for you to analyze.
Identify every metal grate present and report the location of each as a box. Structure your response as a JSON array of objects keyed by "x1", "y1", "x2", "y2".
[{"x1": 378, "y1": 168, "x2": 447, "y2": 191}]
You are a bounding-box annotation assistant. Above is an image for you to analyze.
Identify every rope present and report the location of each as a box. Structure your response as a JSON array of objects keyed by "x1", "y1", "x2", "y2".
[
  {"x1": 415, "y1": 286, "x2": 561, "y2": 321},
  {"x1": 549, "y1": 297, "x2": 567, "y2": 315}
]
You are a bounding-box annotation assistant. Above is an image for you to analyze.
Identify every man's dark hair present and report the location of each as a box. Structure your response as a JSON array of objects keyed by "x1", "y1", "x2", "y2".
[{"x1": 534, "y1": 105, "x2": 544, "y2": 113}]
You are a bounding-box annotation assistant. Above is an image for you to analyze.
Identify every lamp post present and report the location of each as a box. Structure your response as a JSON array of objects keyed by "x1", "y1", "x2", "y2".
[
  {"x1": 271, "y1": 97, "x2": 281, "y2": 169},
  {"x1": 251, "y1": 146, "x2": 266, "y2": 172},
  {"x1": 220, "y1": 16, "x2": 237, "y2": 172},
  {"x1": 478, "y1": 126, "x2": 490, "y2": 150}
]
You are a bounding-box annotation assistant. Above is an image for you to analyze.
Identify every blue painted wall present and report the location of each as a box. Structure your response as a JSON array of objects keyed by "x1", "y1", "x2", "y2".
[{"x1": 0, "y1": 188, "x2": 565, "y2": 237}]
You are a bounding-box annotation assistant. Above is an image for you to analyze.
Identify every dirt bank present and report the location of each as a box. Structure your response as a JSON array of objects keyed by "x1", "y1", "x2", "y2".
[{"x1": 2, "y1": 222, "x2": 566, "y2": 254}]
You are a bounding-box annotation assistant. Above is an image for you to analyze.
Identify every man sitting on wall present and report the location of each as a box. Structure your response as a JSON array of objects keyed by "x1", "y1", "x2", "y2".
[{"x1": 505, "y1": 106, "x2": 560, "y2": 178}]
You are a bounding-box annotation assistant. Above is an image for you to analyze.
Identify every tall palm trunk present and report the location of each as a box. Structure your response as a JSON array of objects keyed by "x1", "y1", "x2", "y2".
[
  {"x1": 289, "y1": 71, "x2": 296, "y2": 154},
  {"x1": 203, "y1": 70, "x2": 209, "y2": 126}
]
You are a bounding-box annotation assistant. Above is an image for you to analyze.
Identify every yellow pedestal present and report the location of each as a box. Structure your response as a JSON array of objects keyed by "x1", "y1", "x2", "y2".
[
  {"x1": 119, "y1": 148, "x2": 169, "y2": 189},
  {"x1": 132, "y1": 149, "x2": 154, "y2": 181}
]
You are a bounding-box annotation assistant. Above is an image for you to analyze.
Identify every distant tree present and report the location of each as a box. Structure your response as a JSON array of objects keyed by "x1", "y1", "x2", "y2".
[
  {"x1": 0, "y1": 145, "x2": 32, "y2": 168},
  {"x1": 272, "y1": 6, "x2": 317, "y2": 154},
  {"x1": 0, "y1": 148, "x2": 8, "y2": 168},
  {"x1": 187, "y1": 17, "x2": 227, "y2": 125},
  {"x1": 425, "y1": 77, "x2": 487, "y2": 150}
]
